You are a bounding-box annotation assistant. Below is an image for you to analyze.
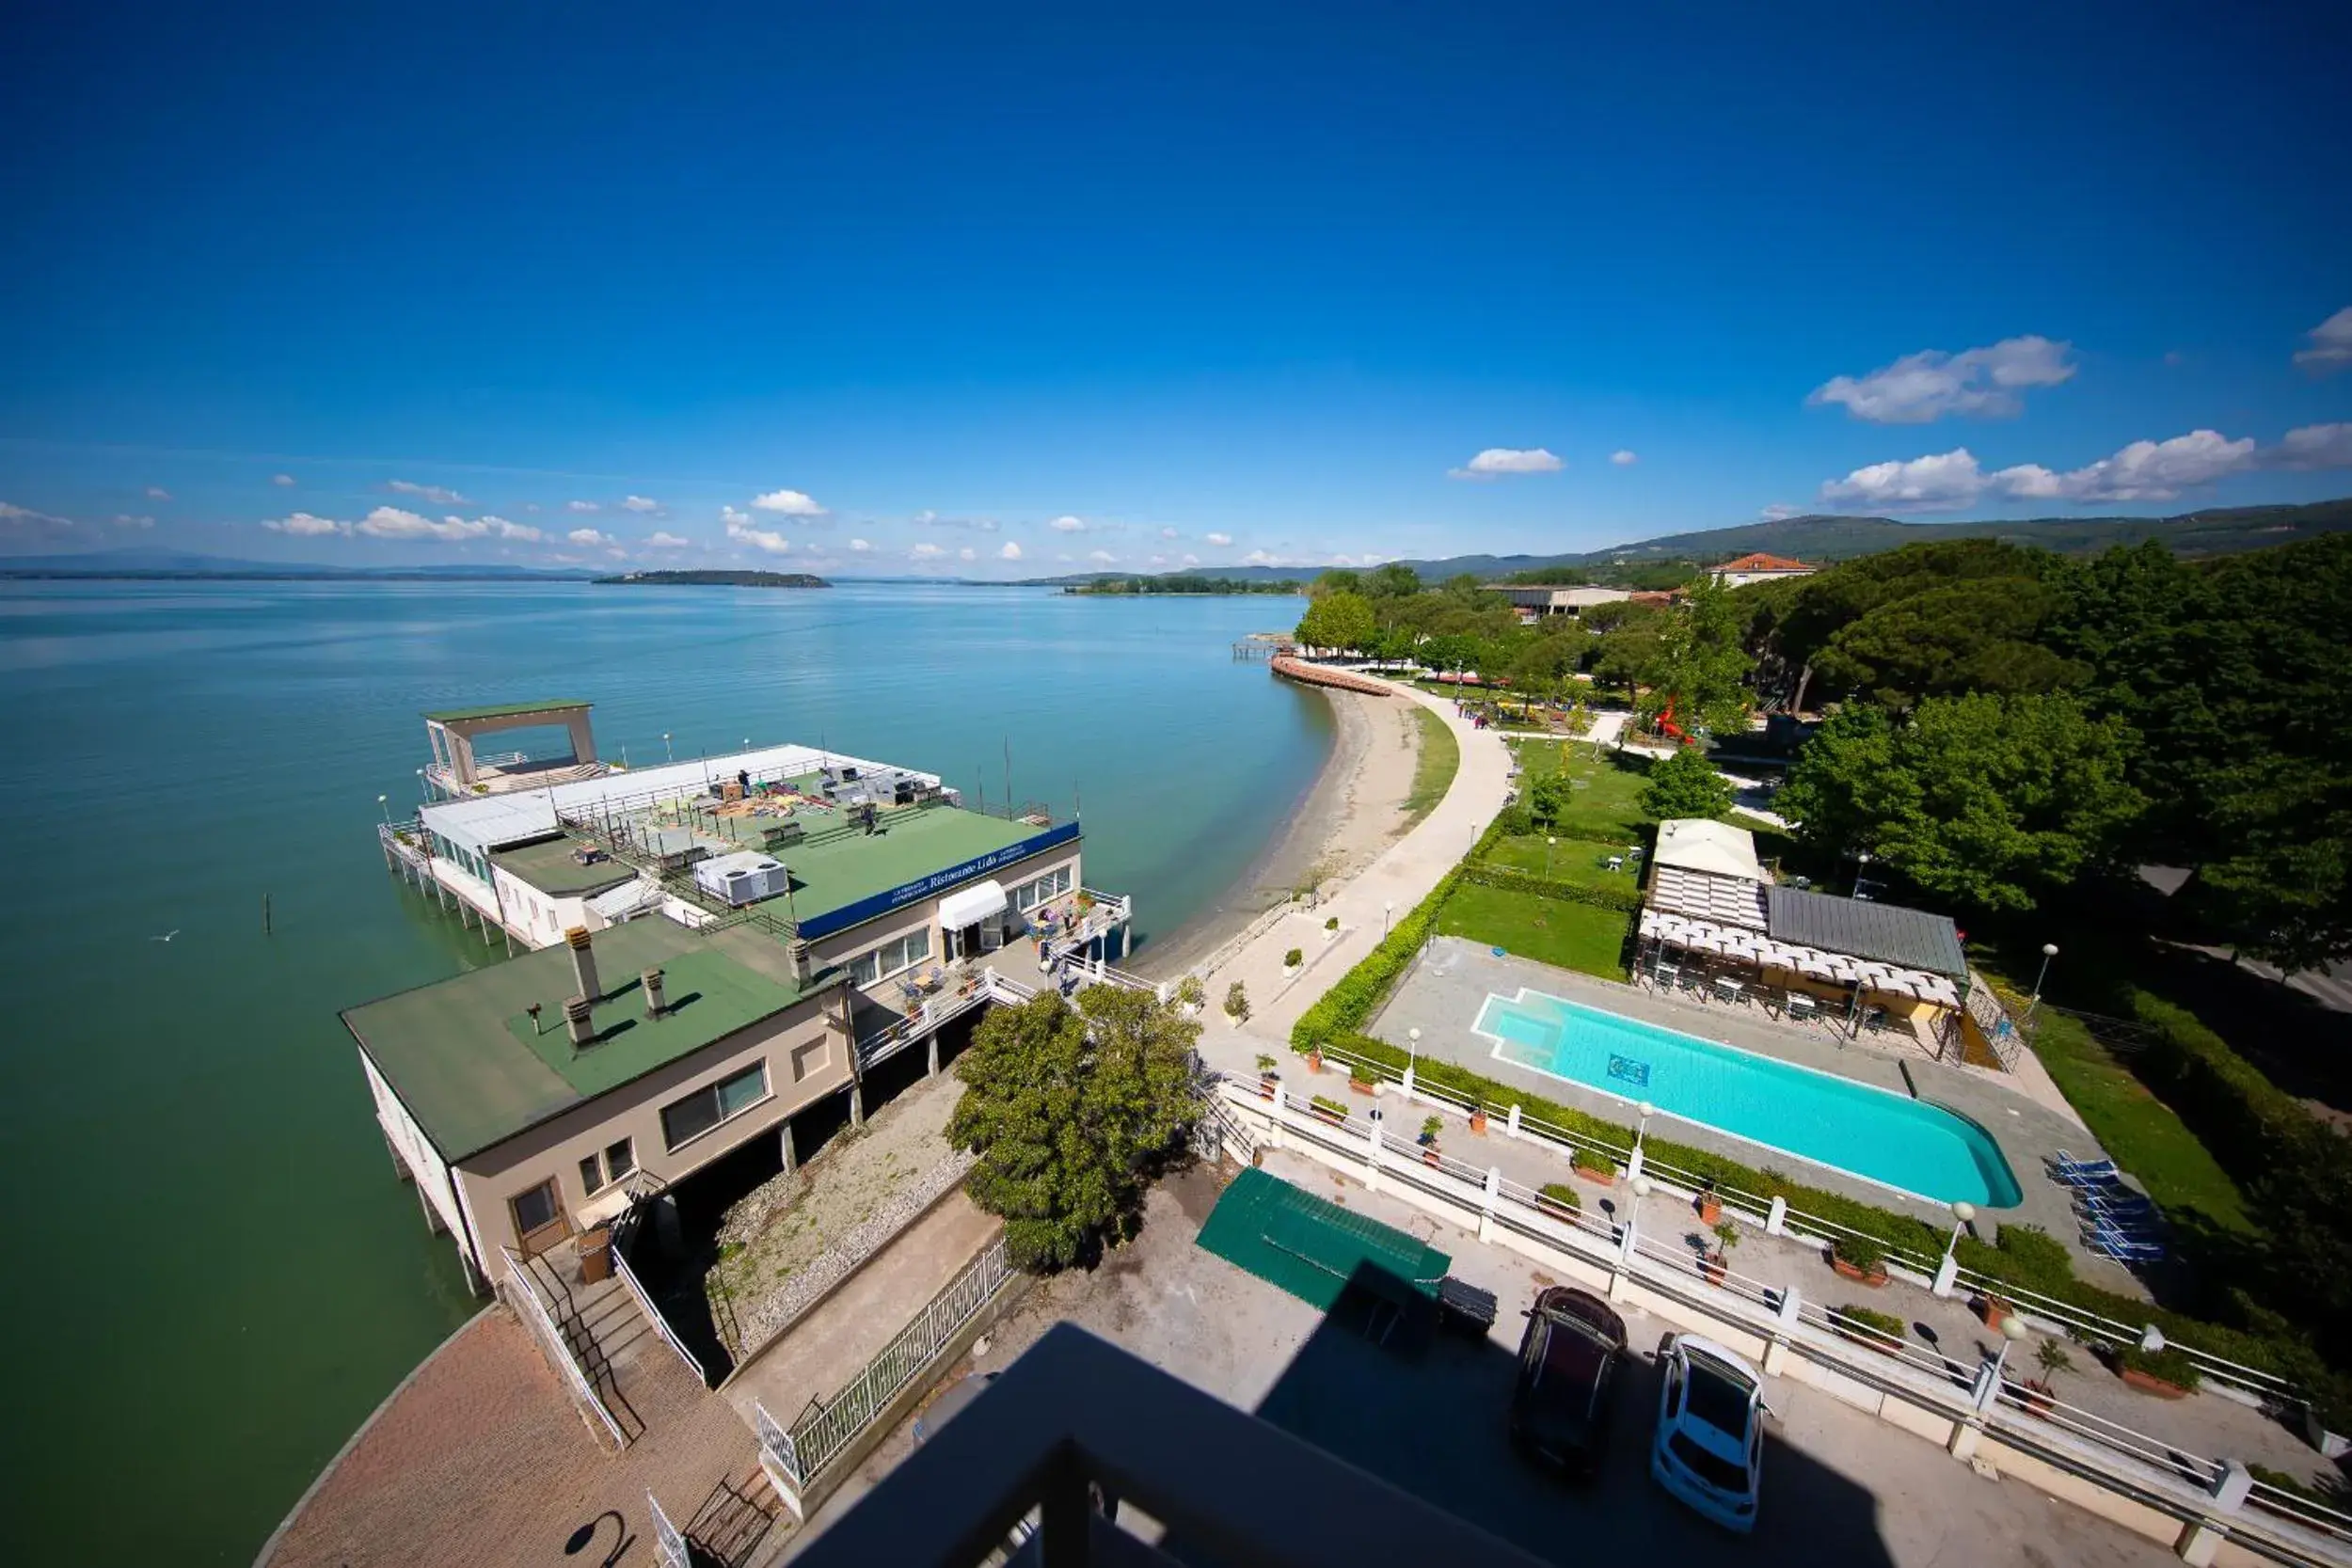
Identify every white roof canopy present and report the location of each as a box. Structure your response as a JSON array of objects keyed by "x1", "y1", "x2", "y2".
[
  {"x1": 1653, "y1": 817, "x2": 1765, "y2": 883},
  {"x1": 938, "y1": 879, "x2": 1008, "y2": 928}
]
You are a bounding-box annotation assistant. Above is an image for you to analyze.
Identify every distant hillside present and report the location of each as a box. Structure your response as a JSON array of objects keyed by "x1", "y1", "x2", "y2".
[
  {"x1": 598, "y1": 568, "x2": 829, "y2": 588},
  {"x1": 0, "y1": 548, "x2": 599, "y2": 581}
]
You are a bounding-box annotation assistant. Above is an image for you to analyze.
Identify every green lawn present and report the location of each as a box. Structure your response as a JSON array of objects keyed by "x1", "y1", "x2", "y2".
[
  {"x1": 2005, "y1": 991, "x2": 2256, "y2": 1235},
  {"x1": 1400, "y1": 705, "x2": 1460, "y2": 830},
  {"x1": 1507, "y1": 736, "x2": 1652, "y2": 841},
  {"x1": 1437, "y1": 882, "x2": 1632, "y2": 981},
  {"x1": 1485, "y1": 833, "x2": 1645, "y2": 891}
]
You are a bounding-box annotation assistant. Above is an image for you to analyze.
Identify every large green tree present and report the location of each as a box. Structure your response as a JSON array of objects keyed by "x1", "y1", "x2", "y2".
[
  {"x1": 1640, "y1": 747, "x2": 1736, "y2": 820},
  {"x1": 1639, "y1": 577, "x2": 1754, "y2": 735},
  {"x1": 1295, "y1": 591, "x2": 1375, "y2": 653},
  {"x1": 946, "y1": 986, "x2": 1202, "y2": 1271},
  {"x1": 1776, "y1": 692, "x2": 2144, "y2": 913}
]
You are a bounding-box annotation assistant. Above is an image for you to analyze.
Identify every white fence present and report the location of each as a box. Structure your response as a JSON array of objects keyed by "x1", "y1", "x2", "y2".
[
  {"x1": 501, "y1": 1249, "x2": 628, "y2": 1450},
  {"x1": 755, "y1": 1237, "x2": 1019, "y2": 1519},
  {"x1": 1225, "y1": 1078, "x2": 2352, "y2": 1566},
  {"x1": 608, "y1": 1224, "x2": 707, "y2": 1386}
]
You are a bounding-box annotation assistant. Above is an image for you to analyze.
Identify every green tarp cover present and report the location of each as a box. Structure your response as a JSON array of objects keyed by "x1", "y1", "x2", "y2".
[{"x1": 1195, "y1": 1167, "x2": 1450, "y2": 1311}]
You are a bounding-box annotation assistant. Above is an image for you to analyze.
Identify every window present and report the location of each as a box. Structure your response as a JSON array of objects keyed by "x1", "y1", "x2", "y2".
[
  {"x1": 511, "y1": 1178, "x2": 561, "y2": 1239},
  {"x1": 579, "y1": 1137, "x2": 636, "y2": 1196},
  {"x1": 660, "y1": 1061, "x2": 770, "y2": 1149},
  {"x1": 1011, "y1": 865, "x2": 1073, "y2": 912},
  {"x1": 849, "y1": 926, "x2": 931, "y2": 988}
]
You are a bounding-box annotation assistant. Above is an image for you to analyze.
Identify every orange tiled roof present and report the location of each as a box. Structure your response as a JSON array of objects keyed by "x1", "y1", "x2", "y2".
[{"x1": 1718, "y1": 551, "x2": 1810, "y2": 572}]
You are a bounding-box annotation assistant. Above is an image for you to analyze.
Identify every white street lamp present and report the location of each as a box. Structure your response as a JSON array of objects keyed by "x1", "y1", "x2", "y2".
[
  {"x1": 662, "y1": 732, "x2": 674, "y2": 763},
  {"x1": 1991, "y1": 1313, "x2": 2029, "y2": 1382},
  {"x1": 377, "y1": 793, "x2": 389, "y2": 823},
  {"x1": 1407, "y1": 1026, "x2": 1422, "y2": 1077},
  {"x1": 1633, "y1": 1100, "x2": 1658, "y2": 1172},
  {"x1": 1944, "y1": 1199, "x2": 1976, "y2": 1270},
  {"x1": 1383, "y1": 900, "x2": 1395, "y2": 937},
  {"x1": 1545, "y1": 835, "x2": 1557, "y2": 877},
  {"x1": 2026, "y1": 942, "x2": 2060, "y2": 1024}
]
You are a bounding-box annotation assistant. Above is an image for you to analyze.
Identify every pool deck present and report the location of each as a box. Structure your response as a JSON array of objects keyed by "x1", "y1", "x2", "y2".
[{"x1": 1370, "y1": 937, "x2": 2147, "y2": 1298}]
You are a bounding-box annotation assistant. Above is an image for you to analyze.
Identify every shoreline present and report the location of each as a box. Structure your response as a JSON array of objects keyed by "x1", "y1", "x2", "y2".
[{"x1": 1134, "y1": 685, "x2": 1419, "y2": 979}]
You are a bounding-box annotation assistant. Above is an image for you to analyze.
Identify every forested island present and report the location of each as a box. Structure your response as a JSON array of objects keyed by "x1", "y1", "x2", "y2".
[
  {"x1": 1060, "y1": 573, "x2": 1303, "y2": 594},
  {"x1": 597, "y1": 569, "x2": 830, "y2": 588}
]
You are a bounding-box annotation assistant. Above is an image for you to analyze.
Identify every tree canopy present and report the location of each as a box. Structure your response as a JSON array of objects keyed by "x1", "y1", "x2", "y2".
[
  {"x1": 1775, "y1": 692, "x2": 2144, "y2": 913},
  {"x1": 1639, "y1": 747, "x2": 1737, "y2": 820},
  {"x1": 946, "y1": 986, "x2": 1202, "y2": 1271},
  {"x1": 1295, "y1": 591, "x2": 1375, "y2": 653}
]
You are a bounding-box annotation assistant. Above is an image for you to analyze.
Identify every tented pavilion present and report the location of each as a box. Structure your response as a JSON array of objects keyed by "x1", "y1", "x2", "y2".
[{"x1": 1638, "y1": 818, "x2": 1966, "y2": 1040}]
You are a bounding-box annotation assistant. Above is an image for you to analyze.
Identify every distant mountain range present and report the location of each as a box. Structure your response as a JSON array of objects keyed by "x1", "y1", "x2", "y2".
[{"x1": 0, "y1": 548, "x2": 600, "y2": 581}]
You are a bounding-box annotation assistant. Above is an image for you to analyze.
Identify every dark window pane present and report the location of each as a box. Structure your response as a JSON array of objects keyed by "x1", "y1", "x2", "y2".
[
  {"x1": 661, "y1": 1088, "x2": 722, "y2": 1148},
  {"x1": 513, "y1": 1180, "x2": 558, "y2": 1234},
  {"x1": 606, "y1": 1138, "x2": 635, "y2": 1179}
]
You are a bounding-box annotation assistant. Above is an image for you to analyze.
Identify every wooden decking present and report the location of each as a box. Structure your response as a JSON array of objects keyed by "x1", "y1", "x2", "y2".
[{"x1": 1270, "y1": 657, "x2": 1393, "y2": 695}]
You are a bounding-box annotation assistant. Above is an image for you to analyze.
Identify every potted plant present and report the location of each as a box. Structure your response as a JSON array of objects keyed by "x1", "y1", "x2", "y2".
[
  {"x1": 1469, "y1": 1103, "x2": 1489, "y2": 1135},
  {"x1": 1696, "y1": 1180, "x2": 1723, "y2": 1227},
  {"x1": 1830, "y1": 1305, "x2": 1908, "y2": 1356},
  {"x1": 2115, "y1": 1343, "x2": 2201, "y2": 1400},
  {"x1": 1535, "y1": 1182, "x2": 1581, "y2": 1221},
  {"x1": 1348, "y1": 1069, "x2": 1377, "y2": 1096},
  {"x1": 1223, "y1": 980, "x2": 1250, "y2": 1025},
  {"x1": 1309, "y1": 1094, "x2": 1349, "y2": 1126},
  {"x1": 1254, "y1": 1053, "x2": 1279, "y2": 1100},
  {"x1": 1573, "y1": 1147, "x2": 1616, "y2": 1184},
  {"x1": 2024, "y1": 1340, "x2": 2072, "y2": 1414},
  {"x1": 1306, "y1": 1043, "x2": 1325, "y2": 1074},
  {"x1": 1977, "y1": 1292, "x2": 2013, "y2": 1333},
  {"x1": 1283, "y1": 946, "x2": 1304, "y2": 973},
  {"x1": 1173, "y1": 974, "x2": 1206, "y2": 1016},
  {"x1": 1831, "y1": 1234, "x2": 1890, "y2": 1287},
  {"x1": 1703, "y1": 1219, "x2": 1740, "y2": 1285},
  {"x1": 1324, "y1": 914, "x2": 1341, "y2": 941},
  {"x1": 1420, "y1": 1115, "x2": 1444, "y2": 1167}
]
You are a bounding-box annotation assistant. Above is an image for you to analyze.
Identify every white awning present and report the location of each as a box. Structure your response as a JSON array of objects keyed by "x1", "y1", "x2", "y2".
[{"x1": 938, "y1": 879, "x2": 1008, "y2": 928}]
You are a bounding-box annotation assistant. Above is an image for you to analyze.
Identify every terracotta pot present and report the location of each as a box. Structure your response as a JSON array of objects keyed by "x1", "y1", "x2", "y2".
[
  {"x1": 1422, "y1": 1148, "x2": 1441, "y2": 1169},
  {"x1": 2022, "y1": 1385, "x2": 2056, "y2": 1416},
  {"x1": 1348, "y1": 1076, "x2": 1375, "y2": 1096},
  {"x1": 2121, "y1": 1368, "x2": 2190, "y2": 1401},
  {"x1": 1699, "y1": 1254, "x2": 1727, "y2": 1285},
  {"x1": 1258, "y1": 1075, "x2": 1277, "y2": 1101},
  {"x1": 1469, "y1": 1108, "x2": 1489, "y2": 1135},
  {"x1": 1307, "y1": 1050, "x2": 1324, "y2": 1074},
  {"x1": 1574, "y1": 1159, "x2": 1615, "y2": 1185},
  {"x1": 1311, "y1": 1105, "x2": 1344, "y2": 1126},
  {"x1": 1978, "y1": 1297, "x2": 2010, "y2": 1332},
  {"x1": 1697, "y1": 1195, "x2": 1723, "y2": 1226},
  {"x1": 1836, "y1": 1325, "x2": 1899, "y2": 1356},
  {"x1": 1832, "y1": 1257, "x2": 1890, "y2": 1288}
]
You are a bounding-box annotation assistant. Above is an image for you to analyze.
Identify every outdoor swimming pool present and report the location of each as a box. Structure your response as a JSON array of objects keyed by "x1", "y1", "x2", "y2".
[{"x1": 1473, "y1": 989, "x2": 2023, "y2": 1207}]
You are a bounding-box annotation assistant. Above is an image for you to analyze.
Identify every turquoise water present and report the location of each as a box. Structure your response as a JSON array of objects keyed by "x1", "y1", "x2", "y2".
[
  {"x1": 1475, "y1": 990, "x2": 2023, "y2": 1207},
  {"x1": 0, "y1": 578, "x2": 1321, "y2": 1565}
]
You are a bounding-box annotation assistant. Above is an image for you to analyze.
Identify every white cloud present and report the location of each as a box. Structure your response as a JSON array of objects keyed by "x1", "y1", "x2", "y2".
[
  {"x1": 389, "y1": 480, "x2": 469, "y2": 505},
  {"x1": 725, "y1": 515, "x2": 791, "y2": 553},
  {"x1": 2274, "y1": 422, "x2": 2352, "y2": 470},
  {"x1": 522, "y1": 502, "x2": 541, "y2": 513},
  {"x1": 1149, "y1": 554, "x2": 1168, "y2": 566},
  {"x1": 261, "y1": 511, "x2": 344, "y2": 536},
  {"x1": 644, "y1": 531, "x2": 692, "y2": 548},
  {"x1": 719, "y1": 506, "x2": 753, "y2": 527},
  {"x1": 913, "y1": 512, "x2": 999, "y2": 532},
  {"x1": 2295, "y1": 309, "x2": 2352, "y2": 375},
  {"x1": 1049, "y1": 515, "x2": 1089, "y2": 532},
  {"x1": 1449, "y1": 447, "x2": 1564, "y2": 480},
  {"x1": 1204, "y1": 531, "x2": 1232, "y2": 546},
  {"x1": 1809, "y1": 335, "x2": 2076, "y2": 423},
  {"x1": 621, "y1": 495, "x2": 661, "y2": 514},
  {"x1": 568, "y1": 499, "x2": 601, "y2": 513},
  {"x1": 489, "y1": 517, "x2": 543, "y2": 542},
  {"x1": 752, "y1": 488, "x2": 828, "y2": 516},
  {"x1": 1243, "y1": 549, "x2": 1282, "y2": 566},
  {"x1": 1610, "y1": 450, "x2": 1639, "y2": 467},
  {"x1": 1160, "y1": 526, "x2": 1180, "y2": 539},
  {"x1": 1758, "y1": 502, "x2": 1803, "y2": 522},
  {"x1": 911, "y1": 543, "x2": 946, "y2": 560},
  {"x1": 144, "y1": 485, "x2": 170, "y2": 499},
  {"x1": 849, "y1": 538, "x2": 873, "y2": 552},
  {"x1": 113, "y1": 514, "x2": 154, "y2": 529},
  {"x1": 1088, "y1": 549, "x2": 1117, "y2": 564},
  {"x1": 1820, "y1": 428, "x2": 2278, "y2": 511},
  {"x1": 1181, "y1": 553, "x2": 1200, "y2": 568},
  {"x1": 0, "y1": 500, "x2": 76, "y2": 537},
  {"x1": 353, "y1": 506, "x2": 492, "y2": 541},
  {"x1": 566, "y1": 526, "x2": 613, "y2": 546},
  {"x1": 999, "y1": 541, "x2": 1024, "y2": 561},
  {"x1": 271, "y1": 473, "x2": 295, "y2": 487}
]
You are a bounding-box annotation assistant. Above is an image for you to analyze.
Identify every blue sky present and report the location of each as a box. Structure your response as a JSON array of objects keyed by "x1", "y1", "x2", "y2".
[{"x1": 3, "y1": 3, "x2": 2347, "y2": 576}]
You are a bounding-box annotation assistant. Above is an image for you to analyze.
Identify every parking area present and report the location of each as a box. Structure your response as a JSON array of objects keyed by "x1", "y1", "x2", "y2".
[{"x1": 793, "y1": 1152, "x2": 2174, "y2": 1567}]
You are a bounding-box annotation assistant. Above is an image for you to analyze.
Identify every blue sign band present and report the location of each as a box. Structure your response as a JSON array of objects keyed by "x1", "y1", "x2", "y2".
[{"x1": 796, "y1": 818, "x2": 1084, "y2": 941}]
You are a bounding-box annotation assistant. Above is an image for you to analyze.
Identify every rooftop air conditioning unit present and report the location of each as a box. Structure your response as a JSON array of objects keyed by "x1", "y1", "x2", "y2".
[{"x1": 694, "y1": 850, "x2": 789, "y2": 908}]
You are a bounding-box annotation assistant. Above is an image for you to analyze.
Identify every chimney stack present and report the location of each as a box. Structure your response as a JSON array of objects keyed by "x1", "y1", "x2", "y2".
[
  {"x1": 563, "y1": 995, "x2": 596, "y2": 1048},
  {"x1": 565, "y1": 927, "x2": 600, "y2": 1001},
  {"x1": 787, "y1": 938, "x2": 814, "y2": 987},
  {"x1": 642, "y1": 967, "x2": 667, "y2": 1019}
]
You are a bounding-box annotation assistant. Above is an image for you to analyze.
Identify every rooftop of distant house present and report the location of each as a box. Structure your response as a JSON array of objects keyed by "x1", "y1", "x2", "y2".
[
  {"x1": 1715, "y1": 552, "x2": 1813, "y2": 574},
  {"x1": 345, "y1": 916, "x2": 841, "y2": 1161},
  {"x1": 422, "y1": 698, "x2": 595, "y2": 724}
]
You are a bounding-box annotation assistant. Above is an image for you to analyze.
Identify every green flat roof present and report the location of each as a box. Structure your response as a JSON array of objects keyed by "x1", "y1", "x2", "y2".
[
  {"x1": 423, "y1": 699, "x2": 593, "y2": 722},
  {"x1": 783, "y1": 805, "x2": 1041, "y2": 925},
  {"x1": 346, "y1": 917, "x2": 832, "y2": 1161},
  {"x1": 492, "y1": 835, "x2": 640, "y2": 899}
]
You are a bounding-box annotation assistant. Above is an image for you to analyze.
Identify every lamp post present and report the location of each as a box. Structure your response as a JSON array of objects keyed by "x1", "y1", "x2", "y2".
[
  {"x1": 1630, "y1": 1100, "x2": 1658, "y2": 1180},
  {"x1": 1406, "y1": 1026, "x2": 1421, "y2": 1076},
  {"x1": 2026, "y1": 942, "x2": 2059, "y2": 1026},
  {"x1": 1384, "y1": 900, "x2": 1395, "y2": 937},
  {"x1": 377, "y1": 793, "x2": 389, "y2": 823},
  {"x1": 662, "y1": 732, "x2": 674, "y2": 763},
  {"x1": 1945, "y1": 1200, "x2": 1976, "y2": 1266},
  {"x1": 1545, "y1": 835, "x2": 1557, "y2": 877},
  {"x1": 415, "y1": 767, "x2": 427, "y2": 802},
  {"x1": 1990, "y1": 1313, "x2": 2029, "y2": 1383}
]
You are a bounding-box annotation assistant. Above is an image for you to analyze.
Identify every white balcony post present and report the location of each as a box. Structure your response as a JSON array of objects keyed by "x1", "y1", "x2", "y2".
[
  {"x1": 1765, "y1": 1196, "x2": 1788, "y2": 1237},
  {"x1": 2176, "y1": 1462, "x2": 2252, "y2": 1568},
  {"x1": 1935, "y1": 1201, "x2": 1975, "y2": 1299},
  {"x1": 1505, "y1": 1102, "x2": 1521, "y2": 1139},
  {"x1": 1762, "y1": 1285, "x2": 1802, "y2": 1375},
  {"x1": 1479, "y1": 1166, "x2": 1501, "y2": 1243},
  {"x1": 1364, "y1": 1109, "x2": 1383, "y2": 1194},
  {"x1": 1267, "y1": 1084, "x2": 1286, "y2": 1150}
]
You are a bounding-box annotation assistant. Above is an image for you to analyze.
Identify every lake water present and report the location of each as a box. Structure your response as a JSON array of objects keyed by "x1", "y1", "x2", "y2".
[{"x1": 0, "y1": 578, "x2": 1319, "y2": 1565}]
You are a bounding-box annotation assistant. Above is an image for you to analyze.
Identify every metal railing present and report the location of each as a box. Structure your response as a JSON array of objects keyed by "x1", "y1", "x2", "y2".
[
  {"x1": 647, "y1": 1489, "x2": 690, "y2": 1568},
  {"x1": 1951, "y1": 1261, "x2": 2291, "y2": 1404},
  {"x1": 501, "y1": 1248, "x2": 628, "y2": 1449},
  {"x1": 608, "y1": 1212, "x2": 707, "y2": 1386},
  {"x1": 757, "y1": 1237, "x2": 1019, "y2": 1517}
]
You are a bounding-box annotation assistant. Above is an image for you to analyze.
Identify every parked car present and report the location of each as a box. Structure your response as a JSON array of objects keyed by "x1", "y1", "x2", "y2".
[
  {"x1": 1650, "y1": 1332, "x2": 1764, "y2": 1531},
  {"x1": 1508, "y1": 1286, "x2": 1629, "y2": 1477}
]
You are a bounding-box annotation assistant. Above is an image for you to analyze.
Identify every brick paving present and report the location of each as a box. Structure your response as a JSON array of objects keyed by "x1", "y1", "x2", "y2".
[{"x1": 261, "y1": 1307, "x2": 770, "y2": 1568}]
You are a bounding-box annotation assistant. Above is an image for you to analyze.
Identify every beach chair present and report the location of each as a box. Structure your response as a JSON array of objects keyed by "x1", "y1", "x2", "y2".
[
  {"x1": 2049, "y1": 1152, "x2": 2121, "y2": 1184},
  {"x1": 2083, "y1": 1223, "x2": 2166, "y2": 1263}
]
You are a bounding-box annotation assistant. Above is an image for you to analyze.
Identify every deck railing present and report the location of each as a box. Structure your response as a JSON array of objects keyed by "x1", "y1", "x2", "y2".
[{"x1": 500, "y1": 1247, "x2": 628, "y2": 1450}]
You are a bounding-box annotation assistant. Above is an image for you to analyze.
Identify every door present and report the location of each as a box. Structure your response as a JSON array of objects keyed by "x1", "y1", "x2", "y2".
[
  {"x1": 510, "y1": 1177, "x2": 569, "y2": 1257},
  {"x1": 946, "y1": 923, "x2": 981, "y2": 960}
]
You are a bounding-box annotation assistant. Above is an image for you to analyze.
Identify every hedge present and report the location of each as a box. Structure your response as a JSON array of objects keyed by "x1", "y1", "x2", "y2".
[{"x1": 1459, "y1": 863, "x2": 1644, "y2": 913}]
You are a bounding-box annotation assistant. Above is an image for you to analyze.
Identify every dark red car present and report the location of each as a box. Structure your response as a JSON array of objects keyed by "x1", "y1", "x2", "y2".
[{"x1": 1509, "y1": 1286, "x2": 1629, "y2": 1477}]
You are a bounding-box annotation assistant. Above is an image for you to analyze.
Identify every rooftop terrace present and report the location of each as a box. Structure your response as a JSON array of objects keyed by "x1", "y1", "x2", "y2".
[
  {"x1": 489, "y1": 835, "x2": 640, "y2": 900},
  {"x1": 345, "y1": 916, "x2": 837, "y2": 1160}
]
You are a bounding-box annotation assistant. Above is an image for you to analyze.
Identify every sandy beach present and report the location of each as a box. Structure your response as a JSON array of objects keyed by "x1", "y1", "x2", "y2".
[{"x1": 1136, "y1": 686, "x2": 1422, "y2": 976}]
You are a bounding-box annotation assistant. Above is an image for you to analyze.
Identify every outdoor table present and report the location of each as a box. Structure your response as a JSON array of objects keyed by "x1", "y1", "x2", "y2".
[
  {"x1": 1788, "y1": 994, "x2": 1819, "y2": 1020},
  {"x1": 1711, "y1": 976, "x2": 1742, "y2": 1003}
]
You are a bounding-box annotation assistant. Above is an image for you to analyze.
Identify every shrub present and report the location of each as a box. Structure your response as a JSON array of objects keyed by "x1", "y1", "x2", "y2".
[
  {"x1": 1325, "y1": 915, "x2": 1340, "y2": 931},
  {"x1": 2115, "y1": 1342, "x2": 2204, "y2": 1392},
  {"x1": 1537, "y1": 1182, "x2": 1582, "y2": 1214},
  {"x1": 1254, "y1": 1053, "x2": 1277, "y2": 1074},
  {"x1": 1421, "y1": 1115, "x2": 1444, "y2": 1143},
  {"x1": 1833, "y1": 1234, "x2": 1887, "y2": 1273},
  {"x1": 1283, "y1": 946, "x2": 1303, "y2": 968},
  {"x1": 1459, "y1": 863, "x2": 1644, "y2": 912},
  {"x1": 1309, "y1": 1095, "x2": 1350, "y2": 1120},
  {"x1": 2036, "y1": 1340, "x2": 2074, "y2": 1381},
  {"x1": 1831, "y1": 1305, "x2": 1909, "y2": 1346},
  {"x1": 1712, "y1": 1220, "x2": 1741, "y2": 1257},
  {"x1": 1224, "y1": 980, "x2": 1250, "y2": 1022}
]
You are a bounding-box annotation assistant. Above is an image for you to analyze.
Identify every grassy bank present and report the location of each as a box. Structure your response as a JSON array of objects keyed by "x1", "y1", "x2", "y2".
[
  {"x1": 1436, "y1": 882, "x2": 1631, "y2": 980},
  {"x1": 1399, "y1": 705, "x2": 1459, "y2": 831}
]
